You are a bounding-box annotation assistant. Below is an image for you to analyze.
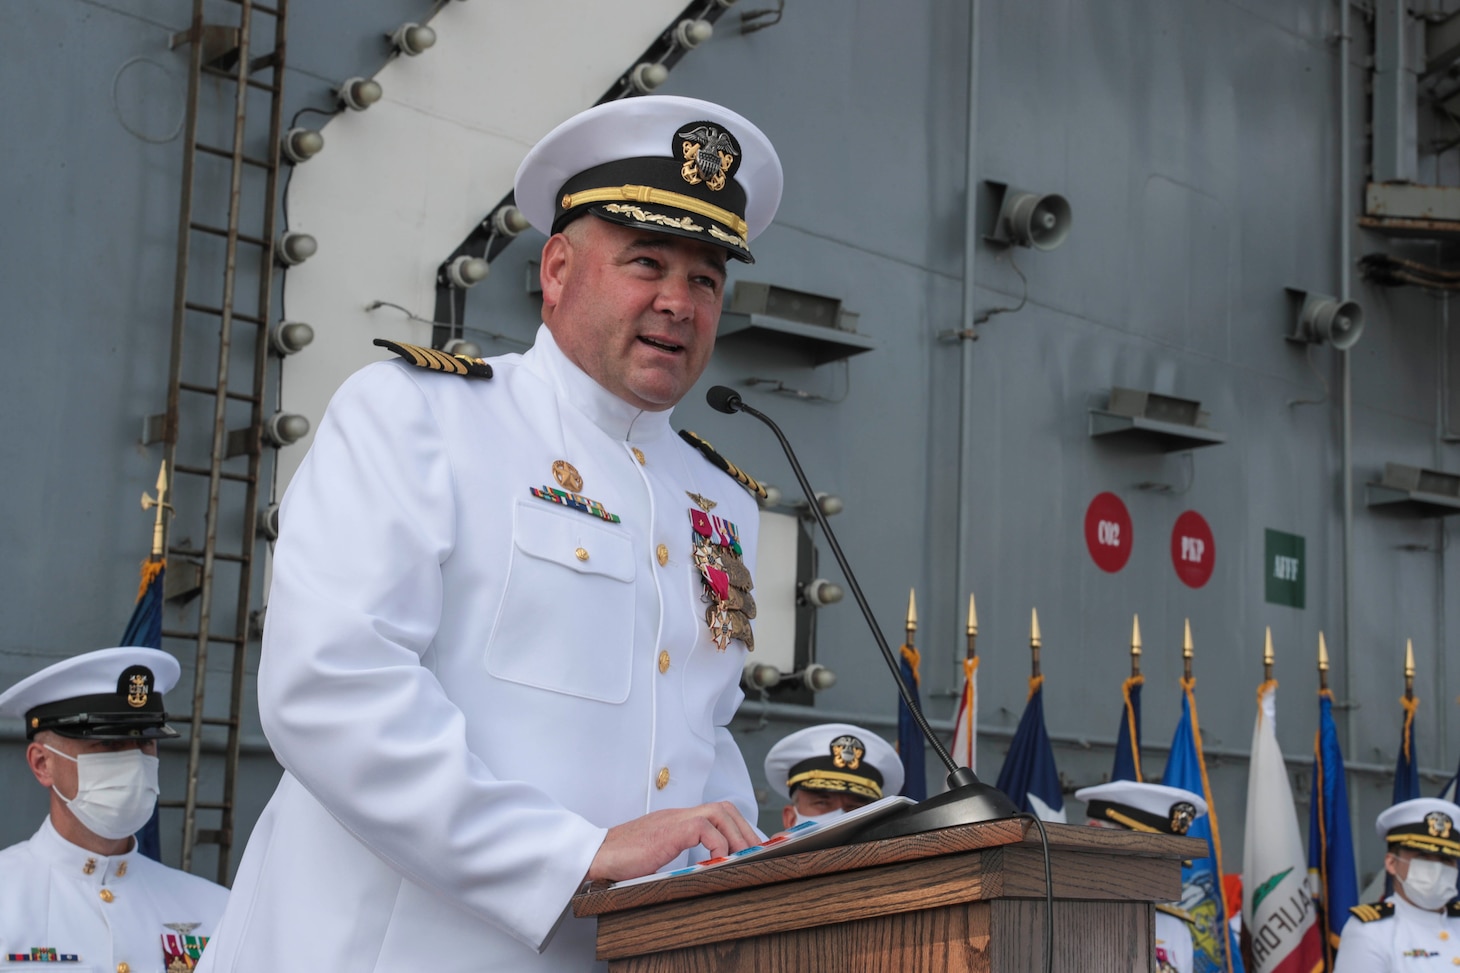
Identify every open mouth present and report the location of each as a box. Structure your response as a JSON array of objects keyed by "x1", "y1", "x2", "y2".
[{"x1": 637, "y1": 336, "x2": 684, "y2": 353}]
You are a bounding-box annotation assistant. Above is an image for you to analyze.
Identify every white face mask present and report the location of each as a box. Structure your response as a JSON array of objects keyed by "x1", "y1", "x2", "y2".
[
  {"x1": 46, "y1": 745, "x2": 160, "y2": 841},
  {"x1": 1399, "y1": 858, "x2": 1459, "y2": 911},
  {"x1": 792, "y1": 807, "x2": 848, "y2": 828}
]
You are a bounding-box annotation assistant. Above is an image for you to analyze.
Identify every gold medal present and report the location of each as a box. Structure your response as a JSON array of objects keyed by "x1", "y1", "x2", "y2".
[{"x1": 552, "y1": 460, "x2": 583, "y2": 492}]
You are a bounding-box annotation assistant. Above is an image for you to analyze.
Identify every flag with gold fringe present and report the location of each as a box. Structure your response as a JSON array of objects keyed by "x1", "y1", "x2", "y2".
[
  {"x1": 123, "y1": 463, "x2": 168, "y2": 862},
  {"x1": 896, "y1": 641, "x2": 927, "y2": 800},
  {"x1": 1307, "y1": 681, "x2": 1357, "y2": 970},
  {"x1": 994, "y1": 674, "x2": 1065, "y2": 821},
  {"x1": 951, "y1": 654, "x2": 979, "y2": 773},
  {"x1": 1112, "y1": 616, "x2": 1144, "y2": 781},
  {"x1": 1162, "y1": 676, "x2": 1241, "y2": 973}
]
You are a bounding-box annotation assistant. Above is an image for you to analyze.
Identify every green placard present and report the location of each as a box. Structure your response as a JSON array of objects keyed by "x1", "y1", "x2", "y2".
[{"x1": 1265, "y1": 529, "x2": 1305, "y2": 609}]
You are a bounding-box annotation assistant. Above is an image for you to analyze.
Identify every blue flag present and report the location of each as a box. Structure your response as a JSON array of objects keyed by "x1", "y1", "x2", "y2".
[
  {"x1": 1111, "y1": 674, "x2": 1144, "y2": 782},
  {"x1": 122, "y1": 557, "x2": 166, "y2": 862},
  {"x1": 995, "y1": 677, "x2": 1065, "y2": 821},
  {"x1": 1162, "y1": 680, "x2": 1240, "y2": 973},
  {"x1": 896, "y1": 644, "x2": 927, "y2": 801},
  {"x1": 1394, "y1": 695, "x2": 1420, "y2": 804},
  {"x1": 1308, "y1": 689, "x2": 1358, "y2": 968}
]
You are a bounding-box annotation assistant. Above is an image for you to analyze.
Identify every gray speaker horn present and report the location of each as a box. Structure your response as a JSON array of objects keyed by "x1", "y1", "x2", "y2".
[
  {"x1": 1292, "y1": 292, "x2": 1365, "y2": 350},
  {"x1": 993, "y1": 187, "x2": 1072, "y2": 250}
]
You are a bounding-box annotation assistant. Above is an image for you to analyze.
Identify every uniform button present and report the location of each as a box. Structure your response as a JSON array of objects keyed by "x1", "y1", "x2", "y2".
[
  {"x1": 632, "y1": 447, "x2": 646, "y2": 465},
  {"x1": 118, "y1": 963, "x2": 130, "y2": 973},
  {"x1": 656, "y1": 544, "x2": 669, "y2": 566},
  {"x1": 575, "y1": 547, "x2": 589, "y2": 561},
  {"x1": 99, "y1": 888, "x2": 114, "y2": 903},
  {"x1": 115, "y1": 861, "x2": 127, "y2": 877},
  {"x1": 656, "y1": 767, "x2": 670, "y2": 790},
  {"x1": 658, "y1": 651, "x2": 671, "y2": 674}
]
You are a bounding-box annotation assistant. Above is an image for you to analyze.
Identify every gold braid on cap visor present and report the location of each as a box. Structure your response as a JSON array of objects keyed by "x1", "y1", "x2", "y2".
[
  {"x1": 562, "y1": 184, "x2": 750, "y2": 240},
  {"x1": 1387, "y1": 833, "x2": 1460, "y2": 856},
  {"x1": 786, "y1": 769, "x2": 883, "y2": 799}
]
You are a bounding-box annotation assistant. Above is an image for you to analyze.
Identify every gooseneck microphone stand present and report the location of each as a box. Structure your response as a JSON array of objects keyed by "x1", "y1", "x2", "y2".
[{"x1": 706, "y1": 385, "x2": 1018, "y2": 838}]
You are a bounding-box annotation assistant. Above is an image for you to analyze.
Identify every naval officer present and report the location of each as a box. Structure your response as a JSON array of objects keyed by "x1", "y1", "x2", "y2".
[
  {"x1": 1076, "y1": 779, "x2": 1209, "y2": 973},
  {"x1": 1334, "y1": 797, "x2": 1460, "y2": 972},
  {"x1": 0, "y1": 647, "x2": 229, "y2": 972},
  {"x1": 197, "y1": 94, "x2": 784, "y2": 972},
  {"x1": 763, "y1": 723, "x2": 903, "y2": 830}
]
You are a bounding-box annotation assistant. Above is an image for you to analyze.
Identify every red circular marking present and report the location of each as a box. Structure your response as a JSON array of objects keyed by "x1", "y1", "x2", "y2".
[
  {"x1": 1084, "y1": 492, "x2": 1133, "y2": 573},
  {"x1": 1170, "y1": 511, "x2": 1215, "y2": 589}
]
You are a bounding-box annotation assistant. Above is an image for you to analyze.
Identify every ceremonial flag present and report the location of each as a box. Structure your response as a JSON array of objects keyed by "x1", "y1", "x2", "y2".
[
  {"x1": 1244, "y1": 674, "x2": 1324, "y2": 973},
  {"x1": 1307, "y1": 684, "x2": 1358, "y2": 967},
  {"x1": 1112, "y1": 673, "x2": 1144, "y2": 782},
  {"x1": 1393, "y1": 694, "x2": 1420, "y2": 804},
  {"x1": 1162, "y1": 677, "x2": 1240, "y2": 973},
  {"x1": 995, "y1": 675, "x2": 1066, "y2": 821},
  {"x1": 124, "y1": 463, "x2": 169, "y2": 862},
  {"x1": 896, "y1": 642, "x2": 927, "y2": 800},
  {"x1": 950, "y1": 655, "x2": 978, "y2": 773}
]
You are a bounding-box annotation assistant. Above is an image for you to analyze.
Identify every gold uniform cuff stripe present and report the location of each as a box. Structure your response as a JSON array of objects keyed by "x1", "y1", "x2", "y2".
[{"x1": 562, "y1": 185, "x2": 749, "y2": 239}]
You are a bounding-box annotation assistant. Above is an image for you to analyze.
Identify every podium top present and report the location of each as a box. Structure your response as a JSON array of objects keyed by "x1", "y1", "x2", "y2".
[{"x1": 573, "y1": 817, "x2": 1206, "y2": 918}]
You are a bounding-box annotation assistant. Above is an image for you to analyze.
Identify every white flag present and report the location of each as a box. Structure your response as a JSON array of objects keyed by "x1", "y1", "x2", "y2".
[
  {"x1": 1243, "y1": 680, "x2": 1323, "y2": 973},
  {"x1": 950, "y1": 656, "x2": 978, "y2": 774}
]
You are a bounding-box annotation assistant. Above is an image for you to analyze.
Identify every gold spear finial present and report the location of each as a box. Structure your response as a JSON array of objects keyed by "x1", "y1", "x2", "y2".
[
  {"x1": 1131, "y1": 614, "x2": 1142, "y2": 677},
  {"x1": 1263, "y1": 627, "x2": 1274, "y2": 682},
  {"x1": 1030, "y1": 607, "x2": 1042, "y2": 678},
  {"x1": 140, "y1": 461, "x2": 170, "y2": 559},
  {"x1": 1405, "y1": 639, "x2": 1415, "y2": 698},
  {"x1": 965, "y1": 593, "x2": 978, "y2": 661},
  {"x1": 1183, "y1": 618, "x2": 1194, "y2": 681},
  {"x1": 906, "y1": 588, "x2": 917, "y2": 635},
  {"x1": 1318, "y1": 631, "x2": 1329, "y2": 692}
]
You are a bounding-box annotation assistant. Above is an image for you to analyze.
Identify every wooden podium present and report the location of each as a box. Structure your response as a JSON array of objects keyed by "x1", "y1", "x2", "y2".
[{"x1": 572, "y1": 818, "x2": 1207, "y2": 972}]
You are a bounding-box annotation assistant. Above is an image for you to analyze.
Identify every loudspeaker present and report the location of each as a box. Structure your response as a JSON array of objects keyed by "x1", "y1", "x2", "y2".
[
  {"x1": 988, "y1": 183, "x2": 1073, "y2": 250},
  {"x1": 1289, "y1": 290, "x2": 1365, "y2": 350}
]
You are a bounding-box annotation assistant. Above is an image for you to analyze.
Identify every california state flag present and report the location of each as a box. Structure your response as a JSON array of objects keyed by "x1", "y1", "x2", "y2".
[{"x1": 1243, "y1": 676, "x2": 1324, "y2": 973}]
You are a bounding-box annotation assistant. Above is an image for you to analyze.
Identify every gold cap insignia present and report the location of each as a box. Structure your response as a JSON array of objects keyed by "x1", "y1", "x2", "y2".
[
  {"x1": 677, "y1": 123, "x2": 741, "y2": 192},
  {"x1": 1427, "y1": 811, "x2": 1454, "y2": 839},
  {"x1": 126, "y1": 673, "x2": 149, "y2": 709},
  {"x1": 830, "y1": 734, "x2": 865, "y2": 771},
  {"x1": 1170, "y1": 802, "x2": 1198, "y2": 835}
]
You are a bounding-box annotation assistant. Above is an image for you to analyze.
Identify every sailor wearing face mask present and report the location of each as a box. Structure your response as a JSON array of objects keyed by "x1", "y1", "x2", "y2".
[
  {"x1": 763, "y1": 723, "x2": 902, "y2": 831},
  {"x1": 0, "y1": 648, "x2": 228, "y2": 972},
  {"x1": 1333, "y1": 797, "x2": 1460, "y2": 973}
]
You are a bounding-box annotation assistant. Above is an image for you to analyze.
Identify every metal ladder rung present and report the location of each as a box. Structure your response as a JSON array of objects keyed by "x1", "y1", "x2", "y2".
[
  {"x1": 184, "y1": 301, "x2": 265, "y2": 326},
  {"x1": 195, "y1": 142, "x2": 271, "y2": 170},
  {"x1": 199, "y1": 64, "x2": 281, "y2": 95},
  {"x1": 169, "y1": 547, "x2": 251, "y2": 565},
  {"x1": 161, "y1": 629, "x2": 246, "y2": 647},
  {"x1": 217, "y1": 0, "x2": 279, "y2": 16},
  {"x1": 173, "y1": 463, "x2": 258, "y2": 485},
  {"x1": 188, "y1": 222, "x2": 268, "y2": 248},
  {"x1": 178, "y1": 381, "x2": 260, "y2": 405}
]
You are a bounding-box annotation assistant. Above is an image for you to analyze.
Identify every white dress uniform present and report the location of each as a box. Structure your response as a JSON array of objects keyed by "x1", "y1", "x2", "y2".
[
  {"x1": 1333, "y1": 896, "x2": 1460, "y2": 971},
  {"x1": 1154, "y1": 907, "x2": 1195, "y2": 973},
  {"x1": 0, "y1": 818, "x2": 229, "y2": 973},
  {"x1": 197, "y1": 326, "x2": 762, "y2": 973}
]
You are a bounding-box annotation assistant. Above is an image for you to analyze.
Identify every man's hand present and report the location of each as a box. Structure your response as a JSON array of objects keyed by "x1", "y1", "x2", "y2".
[{"x1": 586, "y1": 801, "x2": 760, "y2": 883}]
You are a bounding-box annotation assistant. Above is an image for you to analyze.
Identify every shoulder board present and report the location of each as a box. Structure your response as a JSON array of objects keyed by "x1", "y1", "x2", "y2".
[
  {"x1": 1348, "y1": 901, "x2": 1395, "y2": 923},
  {"x1": 373, "y1": 338, "x2": 492, "y2": 379},
  {"x1": 1154, "y1": 904, "x2": 1194, "y2": 924},
  {"x1": 678, "y1": 430, "x2": 767, "y2": 500},
  {"x1": 1448, "y1": 900, "x2": 1460, "y2": 918}
]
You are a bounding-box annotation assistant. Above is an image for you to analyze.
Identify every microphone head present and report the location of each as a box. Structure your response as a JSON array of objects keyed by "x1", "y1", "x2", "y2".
[{"x1": 706, "y1": 385, "x2": 743, "y2": 414}]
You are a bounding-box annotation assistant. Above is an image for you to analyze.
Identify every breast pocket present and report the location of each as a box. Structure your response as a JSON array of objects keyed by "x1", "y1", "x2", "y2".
[{"x1": 485, "y1": 499, "x2": 637, "y2": 702}]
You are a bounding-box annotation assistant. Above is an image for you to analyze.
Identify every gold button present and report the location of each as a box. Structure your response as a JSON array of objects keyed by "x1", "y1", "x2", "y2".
[
  {"x1": 656, "y1": 544, "x2": 669, "y2": 566},
  {"x1": 632, "y1": 447, "x2": 646, "y2": 465},
  {"x1": 99, "y1": 888, "x2": 114, "y2": 903},
  {"x1": 656, "y1": 767, "x2": 670, "y2": 790},
  {"x1": 575, "y1": 547, "x2": 589, "y2": 561},
  {"x1": 658, "y1": 650, "x2": 671, "y2": 674},
  {"x1": 1441, "y1": 931, "x2": 1451, "y2": 941},
  {"x1": 118, "y1": 964, "x2": 130, "y2": 973}
]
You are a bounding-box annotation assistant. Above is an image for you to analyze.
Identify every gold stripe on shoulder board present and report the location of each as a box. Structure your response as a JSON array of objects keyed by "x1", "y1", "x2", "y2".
[
  {"x1": 678, "y1": 430, "x2": 768, "y2": 500},
  {"x1": 373, "y1": 338, "x2": 493, "y2": 379}
]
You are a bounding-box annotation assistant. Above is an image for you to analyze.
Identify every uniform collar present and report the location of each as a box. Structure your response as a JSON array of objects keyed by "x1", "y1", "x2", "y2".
[
  {"x1": 1390, "y1": 892, "x2": 1451, "y2": 923},
  {"x1": 524, "y1": 325, "x2": 674, "y2": 444},
  {"x1": 32, "y1": 816, "x2": 136, "y2": 885}
]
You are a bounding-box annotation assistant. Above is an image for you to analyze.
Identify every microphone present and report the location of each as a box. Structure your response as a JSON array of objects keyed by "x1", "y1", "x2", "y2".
[{"x1": 707, "y1": 385, "x2": 1017, "y2": 838}]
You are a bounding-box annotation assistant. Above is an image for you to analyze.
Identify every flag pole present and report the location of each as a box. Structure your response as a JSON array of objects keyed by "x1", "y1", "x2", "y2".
[
  {"x1": 1131, "y1": 614, "x2": 1142, "y2": 678},
  {"x1": 1264, "y1": 627, "x2": 1275, "y2": 684},
  {"x1": 965, "y1": 593, "x2": 977, "y2": 661},
  {"x1": 1183, "y1": 618, "x2": 1194, "y2": 683},
  {"x1": 1029, "y1": 607, "x2": 1041, "y2": 681},
  {"x1": 906, "y1": 588, "x2": 917, "y2": 646}
]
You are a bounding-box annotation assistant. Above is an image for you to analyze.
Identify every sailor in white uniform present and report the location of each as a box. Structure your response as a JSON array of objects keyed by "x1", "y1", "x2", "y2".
[
  {"x1": 1076, "y1": 779, "x2": 1208, "y2": 973},
  {"x1": 0, "y1": 647, "x2": 229, "y2": 973},
  {"x1": 763, "y1": 723, "x2": 903, "y2": 830},
  {"x1": 1334, "y1": 797, "x2": 1460, "y2": 972},
  {"x1": 197, "y1": 95, "x2": 785, "y2": 973}
]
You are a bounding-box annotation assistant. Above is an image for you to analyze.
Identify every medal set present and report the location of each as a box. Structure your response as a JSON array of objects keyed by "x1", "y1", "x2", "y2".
[
  {"x1": 689, "y1": 503, "x2": 755, "y2": 651},
  {"x1": 163, "y1": 933, "x2": 209, "y2": 971}
]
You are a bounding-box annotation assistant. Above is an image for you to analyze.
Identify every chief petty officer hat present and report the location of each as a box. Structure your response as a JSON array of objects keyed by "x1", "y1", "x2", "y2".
[
  {"x1": 764, "y1": 723, "x2": 903, "y2": 802},
  {"x1": 1075, "y1": 780, "x2": 1209, "y2": 836},
  {"x1": 0, "y1": 647, "x2": 181, "y2": 740},
  {"x1": 514, "y1": 94, "x2": 783, "y2": 264},
  {"x1": 1376, "y1": 797, "x2": 1460, "y2": 860}
]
